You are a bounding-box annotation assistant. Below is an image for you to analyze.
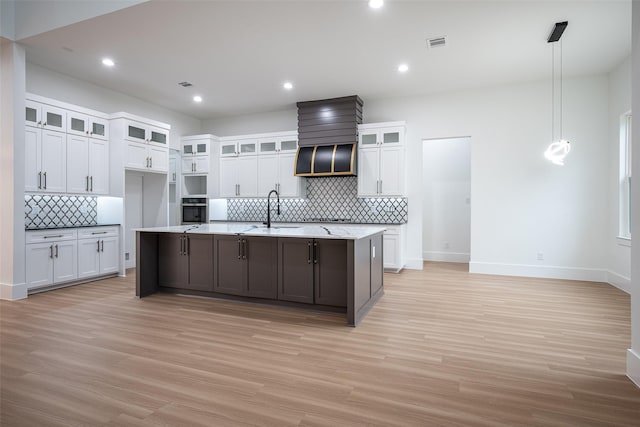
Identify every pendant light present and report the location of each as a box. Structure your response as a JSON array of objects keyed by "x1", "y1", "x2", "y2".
[{"x1": 544, "y1": 21, "x2": 570, "y2": 166}]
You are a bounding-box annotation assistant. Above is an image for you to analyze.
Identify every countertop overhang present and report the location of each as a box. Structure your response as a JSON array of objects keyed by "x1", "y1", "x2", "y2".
[{"x1": 135, "y1": 223, "x2": 386, "y2": 240}]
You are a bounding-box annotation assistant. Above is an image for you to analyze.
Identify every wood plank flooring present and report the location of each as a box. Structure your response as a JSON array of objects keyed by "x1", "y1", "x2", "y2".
[{"x1": 1, "y1": 262, "x2": 639, "y2": 426}]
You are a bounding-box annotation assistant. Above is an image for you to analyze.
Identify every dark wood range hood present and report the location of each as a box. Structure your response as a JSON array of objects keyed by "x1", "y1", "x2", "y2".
[{"x1": 294, "y1": 95, "x2": 363, "y2": 177}]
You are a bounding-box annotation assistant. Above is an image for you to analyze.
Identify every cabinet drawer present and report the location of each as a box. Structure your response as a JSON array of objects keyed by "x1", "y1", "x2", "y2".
[
  {"x1": 26, "y1": 229, "x2": 77, "y2": 244},
  {"x1": 77, "y1": 226, "x2": 119, "y2": 239}
]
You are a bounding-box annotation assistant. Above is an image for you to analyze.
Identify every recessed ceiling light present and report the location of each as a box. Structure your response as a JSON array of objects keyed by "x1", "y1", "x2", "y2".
[
  {"x1": 102, "y1": 58, "x2": 115, "y2": 67},
  {"x1": 397, "y1": 63, "x2": 409, "y2": 73},
  {"x1": 369, "y1": 0, "x2": 383, "y2": 9},
  {"x1": 283, "y1": 82, "x2": 294, "y2": 90},
  {"x1": 193, "y1": 95, "x2": 203, "y2": 103}
]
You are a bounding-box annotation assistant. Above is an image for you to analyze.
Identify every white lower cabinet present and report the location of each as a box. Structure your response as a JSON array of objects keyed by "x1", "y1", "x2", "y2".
[
  {"x1": 25, "y1": 229, "x2": 78, "y2": 290},
  {"x1": 383, "y1": 225, "x2": 406, "y2": 272},
  {"x1": 77, "y1": 227, "x2": 120, "y2": 279},
  {"x1": 26, "y1": 227, "x2": 119, "y2": 291}
]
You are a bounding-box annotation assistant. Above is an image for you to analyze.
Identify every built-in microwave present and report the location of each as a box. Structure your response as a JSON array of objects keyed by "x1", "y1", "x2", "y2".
[{"x1": 181, "y1": 197, "x2": 208, "y2": 224}]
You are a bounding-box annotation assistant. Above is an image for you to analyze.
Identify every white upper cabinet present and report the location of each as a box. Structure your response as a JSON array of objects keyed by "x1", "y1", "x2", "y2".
[
  {"x1": 25, "y1": 95, "x2": 110, "y2": 194},
  {"x1": 220, "y1": 138, "x2": 257, "y2": 157},
  {"x1": 67, "y1": 112, "x2": 109, "y2": 140},
  {"x1": 357, "y1": 122, "x2": 406, "y2": 197},
  {"x1": 219, "y1": 156, "x2": 258, "y2": 197},
  {"x1": 256, "y1": 133, "x2": 304, "y2": 197},
  {"x1": 181, "y1": 135, "x2": 214, "y2": 175},
  {"x1": 111, "y1": 112, "x2": 171, "y2": 174}
]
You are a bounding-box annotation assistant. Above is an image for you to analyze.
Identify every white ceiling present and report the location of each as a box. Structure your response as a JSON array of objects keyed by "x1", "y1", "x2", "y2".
[{"x1": 19, "y1": 0, "x2": 631, "y2": 120}]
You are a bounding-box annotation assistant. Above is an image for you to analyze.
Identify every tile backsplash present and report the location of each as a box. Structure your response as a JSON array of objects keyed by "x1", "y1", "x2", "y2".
[
  {"x1": 227, "y1": 177, "x2": 408, "y2": 224},
  {"x1": 25, "y1": 195, "x2": 97, "y2": 229}
]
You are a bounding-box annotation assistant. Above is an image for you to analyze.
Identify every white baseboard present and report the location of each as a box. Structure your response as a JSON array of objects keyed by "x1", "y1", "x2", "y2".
[
  {"x1": 423, "y1": 251, "x2": 470, "y2": 263},
  {"x1": 468, "y1": 262, "x2": 608, "y2": 282},
  {"x1": 628, "y1": 349, "x2": 640, "y2": 388},
  {"x1": 404, "y1": 259, "x2": 424, "y2": 270},
  {"x1": 606, "y1": 270, "x2": 631, "y2": 294},
  {"x1": 0, "y1": 282, "x2": 28, "y2": 301}
]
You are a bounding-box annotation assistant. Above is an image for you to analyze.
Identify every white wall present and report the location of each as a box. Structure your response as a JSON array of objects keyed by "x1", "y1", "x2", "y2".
[
  {"x1": 1, "y1": 1, "x2": 15, "y2": 40},
  {"x1": 607, "y1": 57, "x2": 632, "y2": 292},
  {"x1": 0, "y1": 40, "x2": 26, "y2": 300},
  {"x1": 365, "y1": 76, "x2": 610, "y2": 279},
  {"x1": 203, "y1": 108, "x2": 296, "y2": 136},
  {"x1": 627, "y1": 0, "x2": 640, "y2": 388},
  {"x1": 422, "y1": 137, "x2": 471, "y2": 263},
  {"x1": 26, "y1": 63, "x2": 202, "y2": 148}
]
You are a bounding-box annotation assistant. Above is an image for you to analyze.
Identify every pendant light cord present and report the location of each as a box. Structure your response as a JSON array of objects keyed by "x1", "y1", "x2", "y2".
[{"x1": 551, "y1": 43, "x2": 555, "y2": 142}]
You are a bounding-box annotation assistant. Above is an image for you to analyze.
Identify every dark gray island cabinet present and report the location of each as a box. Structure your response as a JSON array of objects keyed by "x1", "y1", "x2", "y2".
[{"x1": 136, "y1": 224, "x2": 385, "y2": 326}]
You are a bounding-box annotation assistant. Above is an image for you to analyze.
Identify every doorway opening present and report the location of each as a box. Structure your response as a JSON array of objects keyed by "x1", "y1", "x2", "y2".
[{"x1": 422, "y1": 137, "x2": 471, "y2": 265}]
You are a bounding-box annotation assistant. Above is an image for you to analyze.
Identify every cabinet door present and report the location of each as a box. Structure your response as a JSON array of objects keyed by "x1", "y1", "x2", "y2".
[
  {"x1": 89, "y1": 138, "x2": 109, "y2": 194},
  {"x1": 185, "y1": 235, "x2": 214, "y2": 291},
  {"x1": 125, "y1": 122, "x2": 148, "y2": 144},
  {"x1": 314, "y1": 239, "x2": 348, "y2": 307},
  {"x1": 357, "y1": 148, "x2": 379, "y2": 196},
  {"x1": 41, "y1": 130, "x2": 67, "y2": 193},
  {"x1": 238, "y1": 140, "x2": 257, "y2": 156},
  {"x1": 66, "y1": 134, "x2": 90, "y2": 193},
  {"x1": 169, "y1": 157, "x2": 177, "y2": 183},
  {"x1": 125, "y1": 142, "x2": 148, "y2": 170},
  {"x1": 219, "y1": 158, "x2": 238, "y2": 197},
  {"x1": 359, "y1": 130, "x2": 379, "y2": 146},
  {"x1": 78, "y1": 239, "x2": 100, "y2": 279},
  {"x1": 25, "y1": 127, "x2": 42, "y2": 192},
  {"x1": 89, "y1": 117, "x2": 109, "y2": 140},
  {"x1": 193, "y1": 156, "x2": 209, "y2": 174},
  {"x1": 181, "y1": 157, "x2": 195, "y2": 174},
  {"x1": 53, "y1": 240, "x2": 78, "y2": 283},
  {"x1": 383, "y1": 232, "x2": 399, "y2": 270},
  {"x1": 220, "y1": 141, "x2": 238, "y2": 157},
  {"x1": 370, "y1": 234, "x2": 383, "y2": 296},
  {"x1": 277, "y1": 152, "x2": 300, "y2": 197},
  {"x1": 194, "y1": 141, "x2": 209, "y2": 156},
  {"x1": 149, "y1": 146, "x2": 168, "y2": 172},
  {"x1": 257, "y1": 154, "x2": 279, "y2": 196},
  {"x1": 237, "y1": 156, "x2": 258, "y2": 197},
  {"x1": 99, "y1": 237, "x2": 120, "y2": 275},
  {"x1": 245, "y1": 237, "x2": 278, "y2": 299},
  {"x1": 25, "y1": 100, "x2": 42, "y2": 128},
  {"x1": 41, "y1": 105, "x2": 66, "y2": 133},
  {"x1": 148, "y1": 126, "x2": 169, "y2": 147},
  {"x1": 67, "y1": 112, "x2": 89, "y2": 137},
  {"x1": 278, "y1": 238, "x2": 314, "y2": 303},
  {"x1": 158, "y1": 234, "x2": 186, "y2": 288},
  {"x1": 379, "y1": 145, "x2": 403, "y2": 196},
  {"x1": 213, "y1": 235, "x2": 245, "y2": 296},
  {"x1": 26, "y1": 243, "x2": 54, "y2": 289}
]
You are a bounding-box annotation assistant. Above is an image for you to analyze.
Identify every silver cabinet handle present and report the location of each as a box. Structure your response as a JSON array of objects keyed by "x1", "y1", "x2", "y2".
[
  {"x1": 90, "y1": 176, "x2": 93, "y2": 192},
  {"x1": 146, "y1": 157, "x2": 149, "y2": 168},
  {"x1": 44, "y1": 235, "x2": 63, "y2": 239},
  {"x1": 55, "y1": 244, "x2": 58, "y2": 258},
  {"x1": 237, "y1": 238, "x2": 242, "y2": 259},
  {"x1": 150, "y1": 157, "x2": 152, "y2": 168},
  {"x1": 91, "y1": 231, "x2": 107, "y2": 235},
  {"x1": 307, "y1": 241, "x2": 312, "y2": 264},
  {"x1": 379, "y1": 180, "x2": 382, "y2": 194},
  {"x1": 38, "y1": 172, "x2": 42, "y2": 189},
  {"x1": 97, "y1": 240, "x2": 100, "y2": 252},
  {"x1": 49, "y1": 245, "x2": 53, "y2": 258},
  {"x1": 101, "y1": 240, "x2": 104, "y2": 252},
  {"x1": 242, "y1": 239, "x2": 247, "y2": 260},
  {"x1": 86, "y1": 176, "x2": 89, "y2": 192},
  {"x1": 313, "y1": 241, "x2": 318, "y2": 264},
  {"x1": 185, "y1": 236, "x2": 189, "y2": 256},
  {"x1": 179, "y1": 235, "x2": 183, "y2": 255},
  {"x1": 43, "y1": 172, "x2": 47, "y2": 189}
]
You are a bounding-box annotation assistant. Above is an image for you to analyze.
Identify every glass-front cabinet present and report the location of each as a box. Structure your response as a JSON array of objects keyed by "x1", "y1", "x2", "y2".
[
  {"x1": 220, "y1": 138, "x2": 257, "y2": 157},
  {"x1": 125, "y1": 121, "x2": 168, "y2": 146}
]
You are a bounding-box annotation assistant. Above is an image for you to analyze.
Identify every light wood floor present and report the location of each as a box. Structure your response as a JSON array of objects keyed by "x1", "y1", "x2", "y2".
[{"x1": 1, "y1": 263, "x2": 639, "y2": 426}]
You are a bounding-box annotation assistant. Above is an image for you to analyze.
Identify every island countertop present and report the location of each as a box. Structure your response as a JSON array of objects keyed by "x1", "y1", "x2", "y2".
[{"x1": 134, "y1": 223, "x2": 386, "y2": 240}]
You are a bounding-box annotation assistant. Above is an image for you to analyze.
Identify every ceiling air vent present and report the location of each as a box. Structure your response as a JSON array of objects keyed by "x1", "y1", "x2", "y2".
[
  {"x1": 427, "y1": 36, "x2": 447, "y2": 49},
  {"x1": 178, "y1": 81, "x2": 193, "y2": 87}
]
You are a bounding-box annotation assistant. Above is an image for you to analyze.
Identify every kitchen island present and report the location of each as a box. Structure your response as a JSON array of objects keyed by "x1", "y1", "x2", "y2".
[{"x1": 136, "y1": 224, "x2": 385, "y2": 326}]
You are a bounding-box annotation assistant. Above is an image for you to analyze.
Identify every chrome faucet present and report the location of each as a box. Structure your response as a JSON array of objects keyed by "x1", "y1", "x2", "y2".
[{"x1": 266, "y1": 189, "x2": 280, "y2": 228}]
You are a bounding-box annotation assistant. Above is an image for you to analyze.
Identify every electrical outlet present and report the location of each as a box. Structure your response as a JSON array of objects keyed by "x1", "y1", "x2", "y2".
[
  {"x1": 537, "y1": 252, "x2": 544, "y2": 261},
  {"x1": 125, "y1": 252, "x2": 130, "y2": 261}
]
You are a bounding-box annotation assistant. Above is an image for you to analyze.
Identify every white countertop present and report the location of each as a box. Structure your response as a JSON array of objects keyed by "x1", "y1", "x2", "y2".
[{"x1": 135, "y1": 223, "x2": 386, "y2": 240}]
